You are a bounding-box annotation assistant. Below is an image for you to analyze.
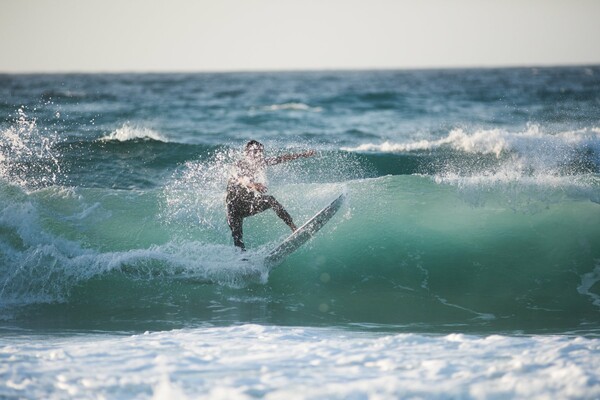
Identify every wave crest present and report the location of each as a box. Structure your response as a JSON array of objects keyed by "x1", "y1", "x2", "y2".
[
  {"x1": 99, "y1": 123, "x2": 168, "y2": 143},
  {"x1": 344, "y1": 126, "x2": 600, "y2": 184},
  {"x1": 343, "y1": 126, "x2": 600, "y2": 157}
]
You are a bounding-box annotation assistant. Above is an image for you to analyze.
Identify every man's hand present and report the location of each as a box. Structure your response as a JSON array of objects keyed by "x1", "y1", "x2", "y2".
[{"x1": 251, "y1": 182, "x2": 267, "y2": 193}]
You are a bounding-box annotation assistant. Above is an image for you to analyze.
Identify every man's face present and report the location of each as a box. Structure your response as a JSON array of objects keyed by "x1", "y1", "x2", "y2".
[{"x1": 246, "y1": 146, "x2": 264, "y2": 160}]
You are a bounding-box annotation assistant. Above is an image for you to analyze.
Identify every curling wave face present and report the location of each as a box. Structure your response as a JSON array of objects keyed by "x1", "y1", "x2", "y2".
[{"x1": 1, "y1": 172, "x2": 598, "y2": 333}]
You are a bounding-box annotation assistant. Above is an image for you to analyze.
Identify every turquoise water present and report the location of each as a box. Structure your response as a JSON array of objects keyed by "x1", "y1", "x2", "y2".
[
  {"x1": 1, "y1": 68, "x2": 600, "y2": 398},
  {"x1": 2, "y1": 175, "x2": 599, "y2": 334}
]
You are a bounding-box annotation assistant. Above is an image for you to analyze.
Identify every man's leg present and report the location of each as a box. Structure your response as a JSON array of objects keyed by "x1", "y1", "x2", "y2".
[
  {"x1": 227, "y1": 206, "x2": 245, "y2": 250},
  {"x1": 254, "y1": 195, "x2": 297, "y2": 231}
]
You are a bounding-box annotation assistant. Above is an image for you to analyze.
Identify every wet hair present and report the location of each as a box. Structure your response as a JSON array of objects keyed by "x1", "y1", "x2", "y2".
[{"x1": 245, "y1": 140, "x2": 264, "y2": 151}]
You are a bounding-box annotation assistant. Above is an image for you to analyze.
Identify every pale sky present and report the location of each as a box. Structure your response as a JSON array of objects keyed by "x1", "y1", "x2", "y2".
[{"x1": 1, "y1": 0, "x2": 599, "y2": 73}]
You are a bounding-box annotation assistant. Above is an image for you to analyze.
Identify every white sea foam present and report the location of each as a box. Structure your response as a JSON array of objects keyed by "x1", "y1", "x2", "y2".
[
  {"x1": 0, "y1": 230, "x2": 267, "y2": 307},
  {"x1": 578, "y1": 263, "x2": 600, "y2": 309},
  {"x1": 99, "y1": 123, "x2": 168, "y2": 142},
  {"x1": 344, "y1": 126, "x2": 600, "y2": 208},
  {"x1": 344, "y1": 126, "x2": 600, "y2": 198},
  {"x1": 1, "y1": 326, "x2": 599, "y2": 399},
  {"x1": 342, "y1": 125, "x2": 600, "y2": 157}
]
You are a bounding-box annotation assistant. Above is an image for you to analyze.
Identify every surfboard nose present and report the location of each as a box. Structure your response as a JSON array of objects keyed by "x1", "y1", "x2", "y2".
[{"x1": 265, "y1": 193, "x2": 346, "y2": 269}]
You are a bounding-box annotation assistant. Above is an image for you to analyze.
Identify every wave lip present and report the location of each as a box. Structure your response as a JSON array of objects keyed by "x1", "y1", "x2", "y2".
[
  {"x1": 343, "y1": 126, "x2": 600, "y2": 186},
  {"x1": 342, "y1": 125, "x2": 600, "y2": 157},
  {"x1": 98, "y1": 123, "x2": 169, "y2": 143}
]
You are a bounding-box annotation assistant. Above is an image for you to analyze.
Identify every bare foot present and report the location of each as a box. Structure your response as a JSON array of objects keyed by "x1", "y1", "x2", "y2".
[{"x1": 290, "y1": 223, "x2": 297, "y2": 232}]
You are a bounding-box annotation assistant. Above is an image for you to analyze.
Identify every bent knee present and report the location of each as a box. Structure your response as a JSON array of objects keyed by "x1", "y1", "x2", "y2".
[{"x1": 263, "y1": 195, "x2": 282, "y2": 208}]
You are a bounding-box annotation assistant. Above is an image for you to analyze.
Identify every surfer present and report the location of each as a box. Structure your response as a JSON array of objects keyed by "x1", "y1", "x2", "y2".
[{"x1": 226, "y1": 140, "x2": 315, "y2": 250}]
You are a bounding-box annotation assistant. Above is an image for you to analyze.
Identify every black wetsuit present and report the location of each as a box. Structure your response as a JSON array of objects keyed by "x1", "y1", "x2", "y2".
[{"x1": 226, "y1": 158, "x2": 294, "y2": 250}]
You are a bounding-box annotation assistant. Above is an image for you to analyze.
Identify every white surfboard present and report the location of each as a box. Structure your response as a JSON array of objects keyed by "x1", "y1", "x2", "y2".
[{"x1": 264, "y1": 193, "x2": 346, "y2": 269}]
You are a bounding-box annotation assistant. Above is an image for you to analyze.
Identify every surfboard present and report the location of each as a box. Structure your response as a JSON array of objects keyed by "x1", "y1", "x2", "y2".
[{"x1": 264, "y1": 193, "x2": 346, "y2": 268}]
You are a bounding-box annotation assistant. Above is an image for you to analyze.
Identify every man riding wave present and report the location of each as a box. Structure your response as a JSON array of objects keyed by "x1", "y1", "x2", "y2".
[{"x1": 226, "y1": 140, "x2": 315, "y2": 250}]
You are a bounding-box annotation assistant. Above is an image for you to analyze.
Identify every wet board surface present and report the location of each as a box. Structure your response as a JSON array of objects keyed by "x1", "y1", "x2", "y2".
[{"x1": 265, "y1": 193, "x2": 346, "y2": 269}]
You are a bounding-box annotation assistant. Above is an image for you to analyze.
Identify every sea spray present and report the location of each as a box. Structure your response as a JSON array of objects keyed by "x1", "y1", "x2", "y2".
[
  {"x1": 160, "y1": 142, "x2": 367, "y2": 241},
  {"x1": 0, "y1": 107, "x2": 64, "y2": 189},
  {"x1": 161, "y1": 147, "x2": 235, "y2": 239}
]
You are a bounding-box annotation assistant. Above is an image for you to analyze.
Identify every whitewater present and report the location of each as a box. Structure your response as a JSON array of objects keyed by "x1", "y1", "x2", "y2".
[{"x1": 1, "y1": 68, "x2": 600, "y2": 398}]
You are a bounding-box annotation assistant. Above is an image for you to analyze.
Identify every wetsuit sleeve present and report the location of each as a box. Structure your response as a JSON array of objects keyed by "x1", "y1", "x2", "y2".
[
  {"x1": 265, "y1": 157, "x2": 280, "y2": 166},
  {"x1": 265, "y1": 155, "x2": 295, "y2": 165},
  {"x1": 265, "y1": 152, "x2": 312, "y2": 166}
]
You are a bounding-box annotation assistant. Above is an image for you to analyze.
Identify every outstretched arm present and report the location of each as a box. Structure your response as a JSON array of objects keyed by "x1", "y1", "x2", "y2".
[{"x1": 266, "y1": 150, "x2": 316, "y2": 166}]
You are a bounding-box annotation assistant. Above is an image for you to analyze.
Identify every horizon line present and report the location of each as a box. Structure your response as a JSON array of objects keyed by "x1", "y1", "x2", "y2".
[{"x1": 1, "y1": 61, "x2": 599, "y2": 75}]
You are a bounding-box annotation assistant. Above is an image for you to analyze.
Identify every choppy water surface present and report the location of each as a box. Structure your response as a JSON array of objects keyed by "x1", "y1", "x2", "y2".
[{"x1": 1, "y1": 68, "x2": 600, "y2": 398}]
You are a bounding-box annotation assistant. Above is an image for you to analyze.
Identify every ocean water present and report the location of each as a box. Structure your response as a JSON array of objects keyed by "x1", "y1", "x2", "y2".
[{"x1": 1, "y1": 67, "x2": 600, "y2": 398}]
